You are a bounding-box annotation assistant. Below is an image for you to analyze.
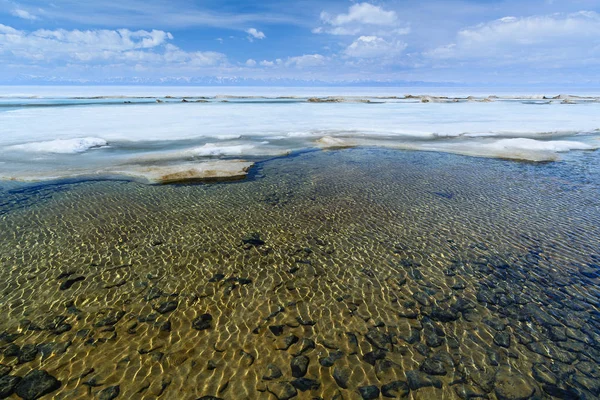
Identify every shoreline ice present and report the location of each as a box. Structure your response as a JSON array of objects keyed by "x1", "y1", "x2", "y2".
[{"x1": 0, "y1": 88, "x2": 599, "y2": 183}]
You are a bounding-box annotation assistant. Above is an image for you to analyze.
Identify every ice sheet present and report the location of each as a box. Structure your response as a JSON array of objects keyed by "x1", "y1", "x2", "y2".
[{"x1": 0, "y1": 88, "x2": 599, "y2": 182}]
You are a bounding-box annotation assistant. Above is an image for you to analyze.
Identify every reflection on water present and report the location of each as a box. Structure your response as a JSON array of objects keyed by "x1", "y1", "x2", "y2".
[{"x1": 0, "y1": 148, "x2": 599, "y2": 399}]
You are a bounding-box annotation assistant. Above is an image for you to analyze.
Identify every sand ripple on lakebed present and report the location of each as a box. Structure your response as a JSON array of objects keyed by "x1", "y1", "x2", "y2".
[{"x1": 0, "y1": 148, "x2": 599, "y2": 399}]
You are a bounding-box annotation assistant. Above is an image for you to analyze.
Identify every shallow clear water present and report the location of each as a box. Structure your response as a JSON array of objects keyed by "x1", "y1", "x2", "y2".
[{"x1": 0, "y1": 148, "x2": 599, "y2": 399}]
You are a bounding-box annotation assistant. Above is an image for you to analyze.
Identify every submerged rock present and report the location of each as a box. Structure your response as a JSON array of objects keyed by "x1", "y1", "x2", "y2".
[
  {"x1": 291, "y1": 355, "x2": 309, "y2": 378},
  {"x1": 333, "y1": 367, "x2": 350, "y2": 389},
  {"x1": 495, "y1": 368, "x2": 536, "y2": 400},
  {"x1": 291, "y1": 378, "x2": 320, "y2": 392},
  {"x1": 262, "y1": 364, "x2": 283, "y2": 381},
  {"x1": 406, "y1": 370, "x2": 442, "y2": 391},
  {"x1": 192, "y1": 313, "x2": 213, "y2": 331},
  {"x1": 97, "y1": 385, "x2": 120, "y2": 400},
  {"x1": 15, "y1": 370, "x2": 61, "y2": 400},
  {"x1": 358, "y1": 385, "x2": 380, "y2": 399},
  {"x1": 381, "y1": 380, "x2": 409, "y2": 398},
  {"x1": 0, "y1": 375, "x2": 21, "y2": 398}
]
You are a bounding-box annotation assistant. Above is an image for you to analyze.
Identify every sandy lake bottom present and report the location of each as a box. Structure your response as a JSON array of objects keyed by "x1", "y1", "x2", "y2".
[{"x1": 0, "y1": 148, "x2": 599, "y2": 399}]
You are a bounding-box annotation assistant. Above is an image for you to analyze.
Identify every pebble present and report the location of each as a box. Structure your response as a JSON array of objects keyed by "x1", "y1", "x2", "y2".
[
  {"x1": 405, "y1": 370, "x2": 442, "y2": 391},
  {"x1": 290, "y1": 355, "x2": 309, "y2": 378},
  {"x1": 97, "y1": 385, "x2": 120, "y2": 400},
  {"x1": 494, "y1": 331, "x2": 511, "y2": 348},
  {"x1": 332, "y1": 367, "x2": 350, "y2": 389},
  {"x1": 262, "y1": 364, "x2": 282, "y2": 381},
  {"x1": 381, "y1": 380, "x2": 409, "y2": 398},
  {"x1": 15, "y1": 370, "x2": 61, "y2": 400},
  {"x1": 494, "y1": 368, "x2": 535, "y2": 400},
  {"x1": 291, "y1": 378, "x2": 320, "y2": 391},
  {"x1": 358, "y1": 385, "x2": 380, "y2": 399},
  {"x1": 154, "y1": 301, "x2": 178, "y2": 314},
  {"x1": 192, "y1": 313, "x2": 213, "y2": 331},
  {"x1": 0, "y1": 375, "x2": 21, "y2": 398}
]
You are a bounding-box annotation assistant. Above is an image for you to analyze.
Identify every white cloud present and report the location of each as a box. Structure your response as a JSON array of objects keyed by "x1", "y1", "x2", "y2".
[
  {"x1": 426, "y1": 11, "x2": 600, "y2": 65},
  {"x1": 344, "y1": 35, "x2": 407, "y2": 58},
  {"x1": 315, "y1": 2, "x2": 409, "y2": 37},
  {"x1": 259, "y1": 60, "x2": 275, "y2": 67},
  {"x1": 285, "y1": 54, "x2": 326, "y2": 68},
  {"x1": 321, "y1": 3, "x2": 397, "y2": 26},
  {"x1": 11, "y1": 8, "x2": 38, "y2": 20},
  {"x1": 246, "y1": 28, "x2": 266, "y2": 42},
  {"x1": 245, "y1": 58, "x2": 257, "y2": 67},
  {"x1": 0, "y1": 24, "x2": 226, "y2": 67}
]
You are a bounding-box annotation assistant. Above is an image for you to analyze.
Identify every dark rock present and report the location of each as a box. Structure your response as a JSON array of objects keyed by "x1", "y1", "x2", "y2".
[
  {"x1": 59, "y1": 276, "x2": 85, "y2": 291},
  {"x1": 15, "y1": 370, "x2": 61, "y2": 400},
  {"x1": 454, "y1": 384, "x2": 487, "y2": 399},
  {"x1": 158, "y1": 320, "x2": 171, "y2": 332},
  {"x1": 333, "y1": 367, "x2": 350, "y2": 389},
  {"x1": 358, "y1": 385, "x2": 380, "y2": 399},
  {"x1": 94, "y1": 310, "x2": 125, "y2": 327},
  {"x1": 3, "y1": 343, "x2": 18, "y2": 358},
  {"x1": 542, "y1": 384, "x2": 583, "y2": 399},
  {"x1": 363, "y1": 349, "x2": 387, "y2": 366},
  {"x1": 430, "y1": 306, "x2": 459, "y2": 323},
  {"x1": 192, "y1": 313, "x2": 213, "y2": 331},
  {"x1": 423, "y1": 326, "x2": 444, "y2": 348},
  {"x1": 526, "y1": 341, "x2": 577, "y2": 364},
  {"x1": 406, "y1": 370, "x2": 442, "y2": 390},
  {"x1": 319, "y1": 351, "x2": 343, "y2": 367},
  {"x1": 207, "y1": 360, "x2": 218, "y2": 370},
  {"x1": 420, "y1": 358, "x2": 447, "y2": 375},
  {"x1": 242, "y1": 232, "x2": 265, "y2": 246},
  {"x1": 17, "y1": 344, "x2": 38, "y2": 364},
  {"x1": 572, "y1": 373, "x2": 600, "y2": 396},
  {"x1": 366, "y1": 329, "x2": 391, "y2": 350},
  {"x1": 413, "y1": 292, "x2": 431, "y2": 307},
  {"x1": 267, "y1": 381, "x2": 297, "y2": 400},
  {"x1": 381, "y1": 380, "x2": 409, "y2": 398},
  {"x1": 269, "y1": 325, "x2": 285, "y2": 336},
  {"x1": 291, "y1": 355, "x2": 309, "y2": 378},
  {"x1": 154, "y1": 301, "x2": 178, "y2": 314},
  {"x1": 0, "y1": 365, "x2": 11, "y2": 377},
  {"x1": 196, "y1": 397, "x2": 224, "y2": 400},
  {"x1": 98, "y1": 385, "x2": 120, "y2": 399},
  {"x1": 293, "y1": 338, "x2": 314, "y2": 354},
  {"x1": 144, "y1": 287, "x2": 163, "y2": 301},
  {"x1": 494, "y1": 331, "x2": 511, "y2": 348},
  {"x1": 483, "y1": 318, "x2": 506, "y2": 331},
  {"x1": 262, "y1": 364, "x2": 282, "y2": 381},
  {"x1": 278, "y1": 335, "x2": 299, "y2": 351},
  {"x1": 291, "y1": 378, "x2": 320, "y2": 391},
  {"x1": 236, "y1": 278, "x2": 252, "y2": 285},
  {"x1": 0, "y1": 375, "x2": 21, "y2": 398},
  {"x1": 295, "y1": 317, "x2": 316, "y2": 326},
  {"x1": 495, "y1": 368, "x2": 536, "y2": 400}
]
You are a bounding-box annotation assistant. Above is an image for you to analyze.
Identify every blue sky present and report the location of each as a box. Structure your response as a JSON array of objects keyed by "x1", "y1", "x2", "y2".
[{"x1": 1, "y1": 0, "x2": 600, "y2": 85}]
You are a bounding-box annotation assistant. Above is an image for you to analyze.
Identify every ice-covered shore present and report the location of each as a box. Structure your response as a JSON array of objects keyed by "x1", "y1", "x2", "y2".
[{"x1": 0, "y1": 88, "x2": 599, "y2": 183}]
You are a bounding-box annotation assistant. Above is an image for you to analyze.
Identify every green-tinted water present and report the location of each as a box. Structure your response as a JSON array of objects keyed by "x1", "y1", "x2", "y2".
[{"x1": 0, "y1": 148, "x2": 599, "y2": 399}]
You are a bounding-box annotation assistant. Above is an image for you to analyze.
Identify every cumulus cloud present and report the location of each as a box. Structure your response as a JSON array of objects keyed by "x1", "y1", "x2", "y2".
[
  {"x1": 285, "y1": 54, "x2": 326, "y2": 68},
  {"x1": 11, "y1": 8, "x2": 38, "y2": 20},
  {"x1": 344, "y1": 36, "x2": 407, "y2": 58},
  {"x1": 0, "y1": 24, "x2": 226, "y2": 67},
  {"x1": 259, "y1": 60, "x2": 276, "y2": 67},
  {"x1": 245, "y1": 58, "x2": 257, "y2": 67},
  {"x1": 316, "y1": 2, "x2": 408, "y2": 36},
  {"x1": 322, "y1": 3, "x2": 397, "y2": 26},
  {"x1": 246, "y1": 28, "x2": 266, "y2": 41},
  {"x1": 426, "y1": 11, "x2": 600, "y2": 65}
]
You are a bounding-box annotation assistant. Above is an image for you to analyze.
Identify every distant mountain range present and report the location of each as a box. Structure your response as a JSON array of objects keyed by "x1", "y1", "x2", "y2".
[{"x1": 1, "y1": 74, "x2": 468, "y2": 87}]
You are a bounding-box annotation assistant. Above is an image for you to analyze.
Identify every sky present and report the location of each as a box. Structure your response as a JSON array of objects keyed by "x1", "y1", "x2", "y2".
[{"x1": 1, "y1": 0, "x2": 600, "y2": 85}]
